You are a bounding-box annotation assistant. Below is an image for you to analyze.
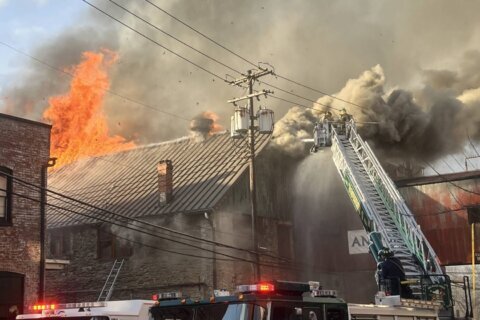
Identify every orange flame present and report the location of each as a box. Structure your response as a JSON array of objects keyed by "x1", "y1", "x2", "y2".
[{"x1": 43, "y1": 50, "x2": 135, "y2": 168}]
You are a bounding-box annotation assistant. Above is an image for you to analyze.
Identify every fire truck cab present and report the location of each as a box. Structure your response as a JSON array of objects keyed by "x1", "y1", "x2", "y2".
[
  {"x1": 150, "y1": 281, "x2": 347, "y2": 320},
  {"x1": 16, "y1": 300, "x2": 155, "y2": 320},
  {"x1": 150, "y1": 281, "x2": 440, "y2": 320}
]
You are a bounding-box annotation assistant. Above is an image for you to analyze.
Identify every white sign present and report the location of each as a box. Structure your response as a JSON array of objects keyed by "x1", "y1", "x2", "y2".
[{"x1": 347, "y1": 230, "x2": 369, "y2": 254}]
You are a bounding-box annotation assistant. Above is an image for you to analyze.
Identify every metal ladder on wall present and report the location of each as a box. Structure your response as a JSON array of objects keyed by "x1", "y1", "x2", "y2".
[
  {"x1": 97, "y1": 259, "x2": 124, "y2": 302},
  {"x1": 330, "y1": 121, "x2": 442, "y2": 282}
]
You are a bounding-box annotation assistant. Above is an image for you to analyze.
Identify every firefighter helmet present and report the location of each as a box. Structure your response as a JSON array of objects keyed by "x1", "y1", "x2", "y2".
[{"x1": 378, "y1": 247, "x2": 394, "y2": 260}]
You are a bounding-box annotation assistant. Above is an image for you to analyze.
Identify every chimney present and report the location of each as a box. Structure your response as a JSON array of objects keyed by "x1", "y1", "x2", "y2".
[{"x1": 157, "y1": 160, "x2": 173, "y2": 205}]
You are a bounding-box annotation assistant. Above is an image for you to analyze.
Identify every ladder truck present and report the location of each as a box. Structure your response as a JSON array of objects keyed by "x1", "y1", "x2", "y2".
[{"x1": 311, "y1": 115, "x2": 453, "y2": 311}]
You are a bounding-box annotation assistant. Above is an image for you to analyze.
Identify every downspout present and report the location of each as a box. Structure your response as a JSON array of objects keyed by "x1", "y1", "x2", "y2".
[
  {"x1": 205, "y1": 211, "x2": 217, "y2": 289},
  {"x1": 39, "y1": 158, "x2": 56, "y2": 301}
]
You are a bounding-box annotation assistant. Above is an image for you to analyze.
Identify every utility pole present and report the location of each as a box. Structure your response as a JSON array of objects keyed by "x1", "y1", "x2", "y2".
[{"x1": 227, "y1": 68, "x2": 273, "y2": 282}]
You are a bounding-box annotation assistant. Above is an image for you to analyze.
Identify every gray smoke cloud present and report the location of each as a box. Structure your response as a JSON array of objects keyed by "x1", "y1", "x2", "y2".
[
  {"x1": 272, "y1": 58, "x2": 480, "y2": 162},
  {"x1": 2, "y1": 0, "x2": 480, "y2": 147}
]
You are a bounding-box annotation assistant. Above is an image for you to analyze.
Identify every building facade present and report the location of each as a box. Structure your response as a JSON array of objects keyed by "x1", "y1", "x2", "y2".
[
  {"x1": 397, "y1": 171, "x2": 480, "y2": 265},
  {"x1": 0, "y1": 113, "x2": 51, "y2": 320},
  {"x1": 45, "y1": 133, "x2": 294, "y2": 303}
]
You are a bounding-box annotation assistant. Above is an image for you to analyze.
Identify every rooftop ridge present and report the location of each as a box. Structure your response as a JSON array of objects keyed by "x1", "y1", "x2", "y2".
[{"x1": 50, "y1": 131, "x2": 230, "y2": 171}]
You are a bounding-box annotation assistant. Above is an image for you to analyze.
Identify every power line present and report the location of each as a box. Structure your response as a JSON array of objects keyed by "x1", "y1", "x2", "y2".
[
  {"x1": 82, "y1": 0, "x2": 226, "y2": 82},
  {"x1": 143, "y1": 0, "x2": 258, "y2": 69},
  {"x1": 4, "y1": 186, "x2": 273, "y2": 266},
  {"x1": 107, "y1": 0, "x2": 244, "y2": 76},
  {"x1": 4, "y1": 170, "x2": 292, "y2": 263},
  {"x1": 424, "y1": 161, "x2": 480, "y2": 198},
  {"x1": 260, "y1": 80, "x2": 335, "y2": 111},
  {"x1": 102, "y1": 0, "x2": 339, "y2": 114},
  {"x1": 273, "y1": 74, "x2": 366, "y2": 110},
  {"x1": 2, "y1": 186, "x2": 333, "y2": 272},
  {"x1": 89, "y1": 0, "x2": 366, "y2": 117},
  {"x1": 48, "y1": 207, "x2": 234, "y2": 261},
  {"x1": 267, "y1": 93, "x2": 339, "y2": 113},
  {"x1": 0, "y1": 40, "x2": 190, "y2": 122},
  {"x1": 143, "y1": 0, "x2": 367, "y2": 110}
]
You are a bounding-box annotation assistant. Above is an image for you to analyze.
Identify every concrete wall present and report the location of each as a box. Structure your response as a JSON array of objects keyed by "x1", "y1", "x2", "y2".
[{"x1": 0, "y1": 114, "x2": 51, "y2": 313}]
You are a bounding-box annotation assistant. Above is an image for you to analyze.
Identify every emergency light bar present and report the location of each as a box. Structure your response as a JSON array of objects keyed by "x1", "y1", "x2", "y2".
[
  {"x1": 153, "y1": 292, "x2": 182, "y2": 301},
  {"x1": 64, "y1": 302, "x2": 106, "y2": 308},
  {"x1": 237, "y1": 281, "x2": 313, "y2": 296},
  {"x1": 30, "y1": 301, "x2": 106, "y2": 312},
  {"x1": 237, "y1": 283, "x2": 275, "y2": 293},
  {"x1": 32, "y1": 305, "x2": 56, "y2": 311}
]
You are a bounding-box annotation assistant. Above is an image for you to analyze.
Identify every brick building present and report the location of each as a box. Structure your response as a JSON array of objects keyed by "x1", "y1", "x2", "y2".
[
  {"x1": 0, "y1": 113, "x2": 51, "y2": 320},
  {"x1": 45, "y1": 132, "x2": 295, "y2": 302}
]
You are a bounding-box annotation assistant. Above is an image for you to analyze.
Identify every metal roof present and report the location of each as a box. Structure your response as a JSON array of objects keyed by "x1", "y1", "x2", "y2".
[{"x1": 47, "y1": 132, "x2": 271, "y2": 228}]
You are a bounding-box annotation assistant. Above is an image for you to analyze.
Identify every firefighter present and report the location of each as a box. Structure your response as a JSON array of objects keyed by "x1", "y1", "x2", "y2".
[
  {"x1": 377, "y1": 248, "x2": 413, "y2": 298},
  {"x1": 339, "y1": 108, "x2": 352, "y2": 122},
  {"x1": 321, "y1": 111, "x2": 334, "y2": 123}
]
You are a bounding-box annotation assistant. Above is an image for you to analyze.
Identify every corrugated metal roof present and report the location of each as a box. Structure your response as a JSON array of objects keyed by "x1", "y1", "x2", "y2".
[{"x1": 47, "y1": 132, "x2": 271, "y2": 228}]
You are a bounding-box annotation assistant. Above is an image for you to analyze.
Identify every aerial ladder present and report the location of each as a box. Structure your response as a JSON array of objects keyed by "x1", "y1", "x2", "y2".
[{"x1": 311, "y1": 116, "x2": 452, "y2": 307}]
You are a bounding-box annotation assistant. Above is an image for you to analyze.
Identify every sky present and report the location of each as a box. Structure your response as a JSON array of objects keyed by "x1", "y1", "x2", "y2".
[
  {"x1": 1, "y1": 0, "x2": 480, "y2": 174},
  {"x1": 0, "y1": 0, "x2": 83, "y2": 90}
]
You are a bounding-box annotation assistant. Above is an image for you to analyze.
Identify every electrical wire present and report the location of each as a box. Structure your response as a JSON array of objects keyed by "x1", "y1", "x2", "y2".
[
  {"x1": 86, "y1": 0, "x2": 369, "y2": 117},
  {"x1": 3, "y1": 171, "x2": 292, "y2": 263},
  {"x1": 1, "y1": 186, "x2": 335, "y2": 272},
  {"x1": 48, "y1": 206, "x2": 234, "y2": 261},
  {"x1": 3, "y1": 186, "x2": 278, "y2": 266},
  {"x1": 142, "y1": 0, "x2": 367, "y2": 110},
  {"x1": 82, "y1": 0, "x2": 226, "y2": 83},
  {"x1": 107, "y1": 0, "x2": 244, "y2": 77},
  {"x1": 424, "y1": 161, "x2": 480, "y2": 197},
  {"x1": 143, "y1": 0, "x2": 257, "y2": 69}
]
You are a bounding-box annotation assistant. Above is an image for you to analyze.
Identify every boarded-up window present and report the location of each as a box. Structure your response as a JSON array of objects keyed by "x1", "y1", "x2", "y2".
[
  {"x1": 97, "y1": 229, "x2": 132, "y2": 259},
  {"x1": 49, "y1": 231, "x2": 72, "y2": 258}
]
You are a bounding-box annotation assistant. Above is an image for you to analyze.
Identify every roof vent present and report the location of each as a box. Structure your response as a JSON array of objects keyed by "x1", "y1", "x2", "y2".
[{"x1": 157, "y1": 160, "x2": 173, "y2": 205}]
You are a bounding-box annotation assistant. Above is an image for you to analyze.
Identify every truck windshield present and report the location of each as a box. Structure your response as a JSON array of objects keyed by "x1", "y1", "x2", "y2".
[{"x1": 150, "y1": 303, "x2": 265, "y2": 320}]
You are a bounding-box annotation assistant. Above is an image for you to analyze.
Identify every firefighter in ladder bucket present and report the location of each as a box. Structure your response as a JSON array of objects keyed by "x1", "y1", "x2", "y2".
[
  {"x1": 338, "y1": 108, "x2": 352, "y2": 136},
  {"x1": 377, "y1": 248, "x2": 413, "y2": 298}
]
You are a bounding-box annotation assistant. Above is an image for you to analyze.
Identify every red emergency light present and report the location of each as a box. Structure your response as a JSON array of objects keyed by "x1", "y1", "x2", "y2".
[
  {"x1": 258, "y1": 283, "x2": 275, "y2": 292},
  {"x1": 237, "y1": 283, "x2": 275, "y2": 293}
]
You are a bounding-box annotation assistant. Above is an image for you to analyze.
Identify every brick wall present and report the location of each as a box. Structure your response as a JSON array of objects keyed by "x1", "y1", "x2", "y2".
[{"x1": 0, "y1": 114, "x2": 51, "y2": 311}]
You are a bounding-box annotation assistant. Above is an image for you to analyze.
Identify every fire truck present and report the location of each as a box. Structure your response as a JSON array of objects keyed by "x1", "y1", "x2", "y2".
[
  {"x1": 16, "y1": 281, "x2": 443, "y2": 320},
  {"x1": 16, "y1": 300, "x2": 155, "y2": 320},
  {"x1": 309, "y1": 115, "x2": 459, "y2": 316},
  {"x1": 149, "y1": 280, "x2": 441, "y2": 320}
]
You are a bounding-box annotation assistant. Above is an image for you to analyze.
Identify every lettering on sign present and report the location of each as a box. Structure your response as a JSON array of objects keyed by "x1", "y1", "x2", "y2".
[{"x1": 347, "y1": 230, "x2": 369, "y2": 255}]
